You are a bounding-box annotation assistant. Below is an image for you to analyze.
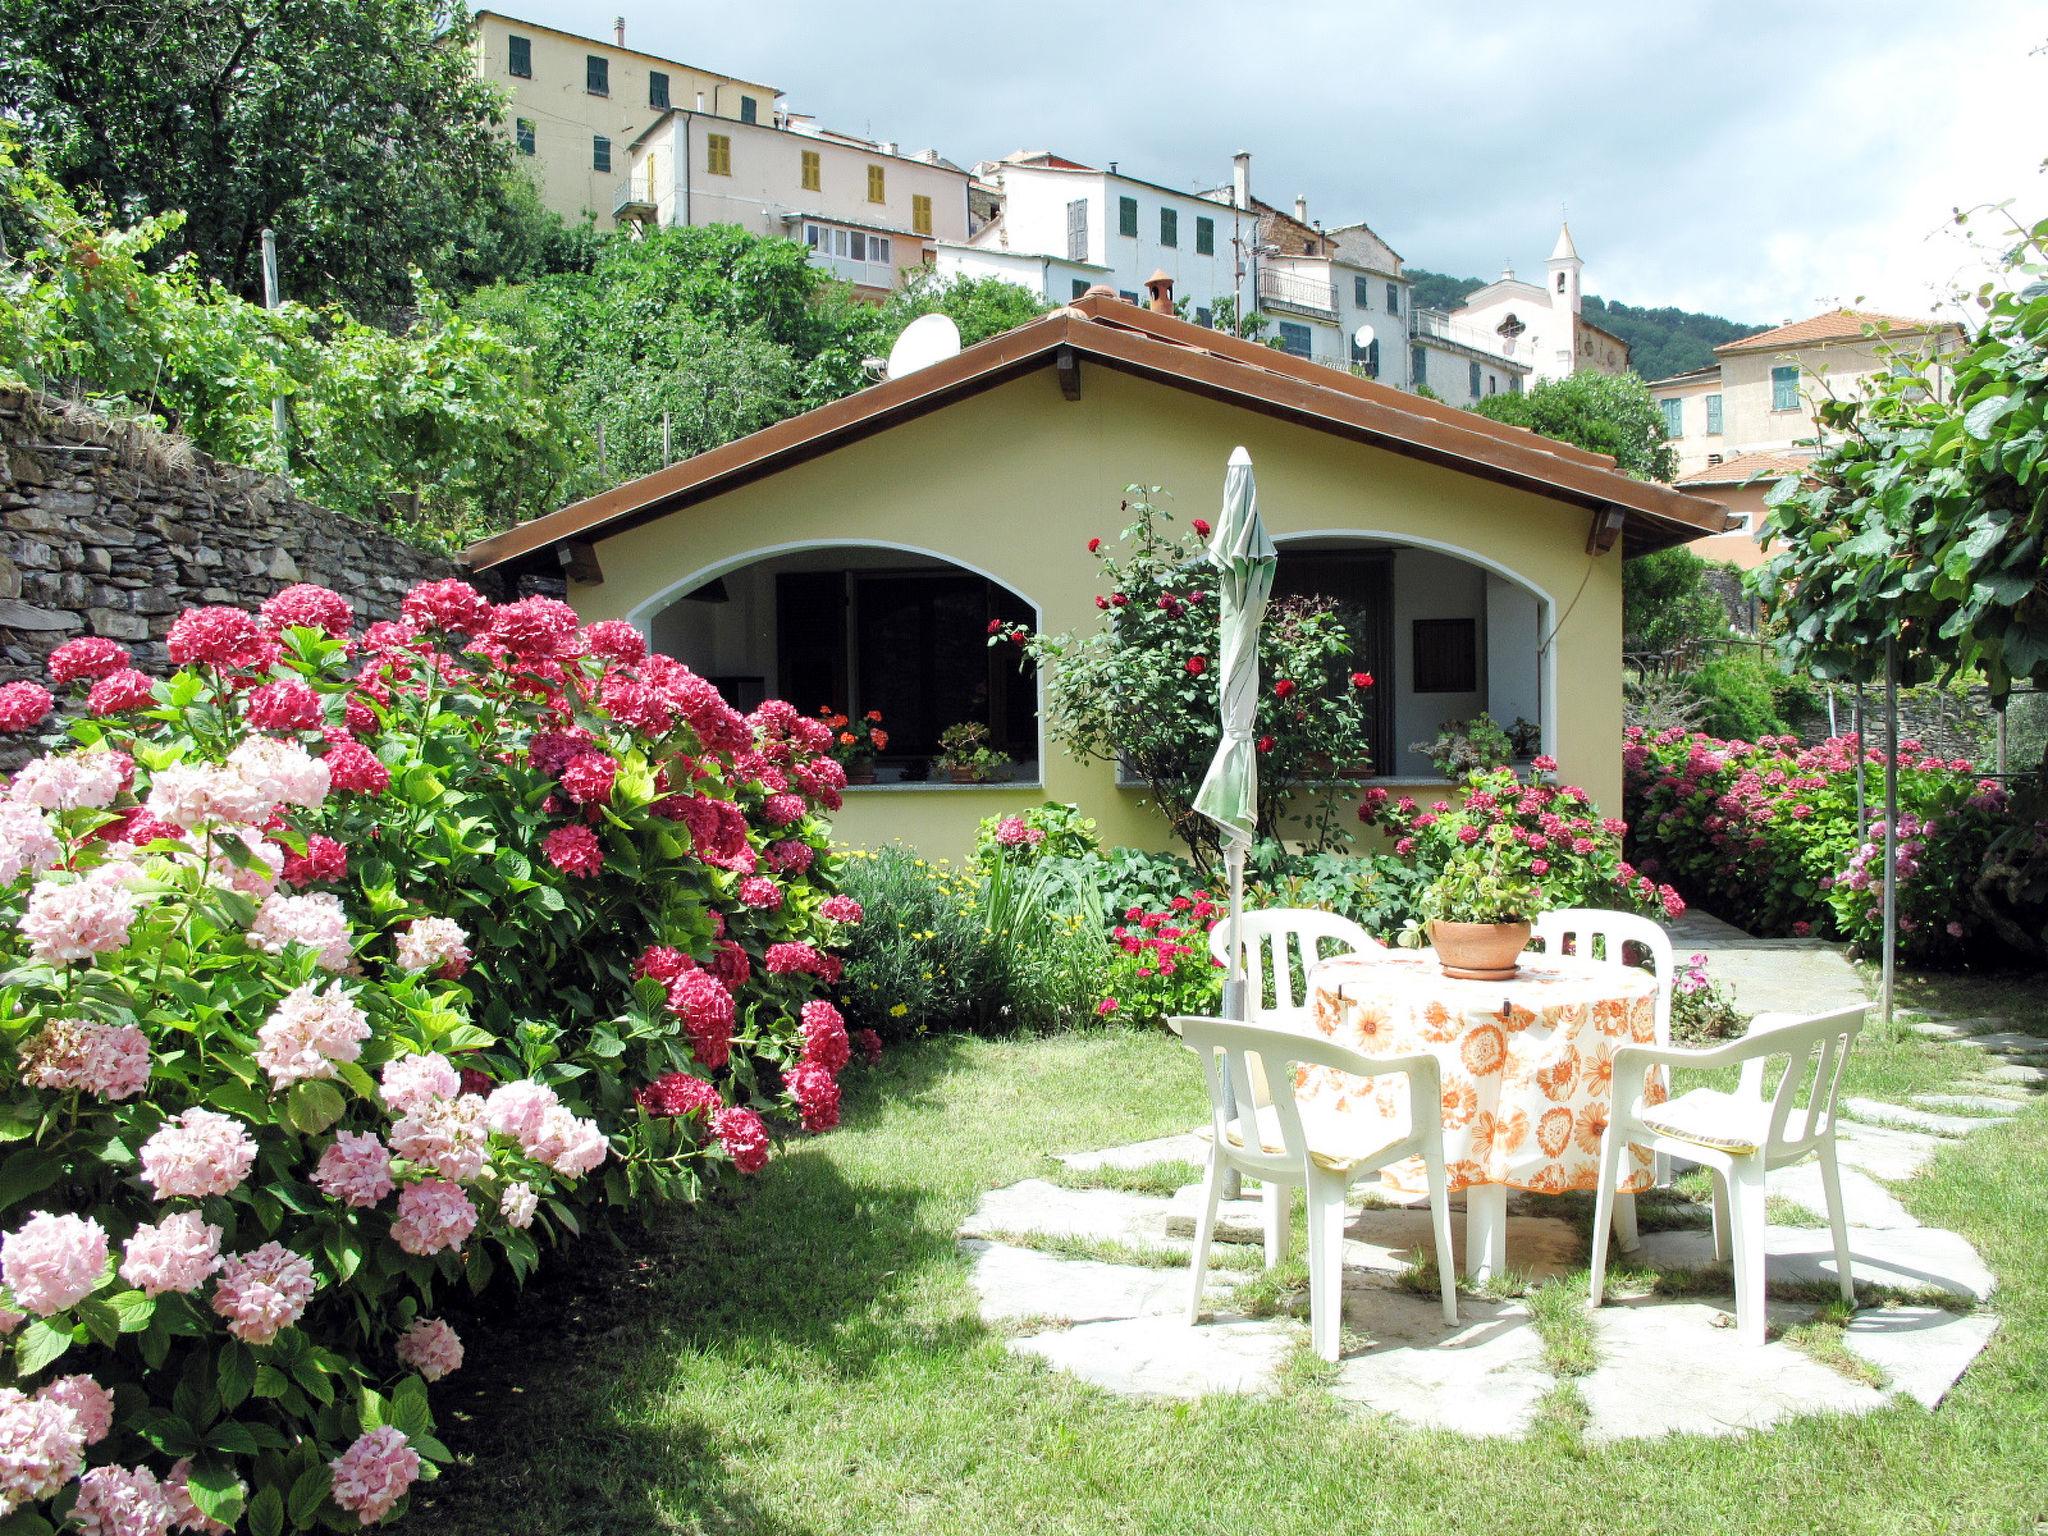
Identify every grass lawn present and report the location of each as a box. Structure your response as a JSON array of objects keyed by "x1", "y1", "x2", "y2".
[{"x1": 411, "y1": 976, "x2": 2048, "y2": 1536}]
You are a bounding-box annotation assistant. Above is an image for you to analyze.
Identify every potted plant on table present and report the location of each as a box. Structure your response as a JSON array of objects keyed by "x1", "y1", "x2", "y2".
[
  {"x1": 1414, "y1": 822, "x2": 1549, "y2": 979},
  {"x1": 936, "y1": 720, "x2": 1013, "y2": 784},
  {"x1": 821, "y1": 706, "x2": 889, "y2": 784}
]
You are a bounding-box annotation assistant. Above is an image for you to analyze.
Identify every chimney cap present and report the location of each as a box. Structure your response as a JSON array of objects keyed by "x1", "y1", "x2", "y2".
[
  {"x1": 613, "y1": 16, "x2": 625, "y2": 43},
  {"x1": 1083, "y1": 283, "x2": 1117, "y2": 300},
  {"x1": 1143, "y1": 270, "x2": 1175, "y2": 314}
]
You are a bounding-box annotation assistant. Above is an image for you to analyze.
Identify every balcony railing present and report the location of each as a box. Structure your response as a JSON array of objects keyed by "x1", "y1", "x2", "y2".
[
  {"x1": 1410, "y1": 305, "x2": 1515, "y2": 358},
  {"x1": 1257, "y1": 268, "x2": 1338, "y2": 319},
  {"x1": 613, "y1": 178, "x2": 657, "y2": 220}
]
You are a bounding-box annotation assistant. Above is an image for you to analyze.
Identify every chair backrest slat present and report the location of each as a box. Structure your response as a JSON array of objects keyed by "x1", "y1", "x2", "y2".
[
  {"x1": 1208, "y1": 908, "x2": 1382, "y2": 1022},
  {"x1": 1533, "y1": 907, "x2": 1675, "y2": 1046}
]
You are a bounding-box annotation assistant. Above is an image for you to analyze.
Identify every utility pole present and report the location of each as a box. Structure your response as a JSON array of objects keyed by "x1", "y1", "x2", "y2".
[{"x1": 260, "y1": 229, "x2": 287, "y2": 471}]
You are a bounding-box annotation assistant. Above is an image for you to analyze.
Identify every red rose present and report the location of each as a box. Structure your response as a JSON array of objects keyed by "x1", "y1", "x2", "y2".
[
  {"x1": 1350, "y1": 671, "x2": 1374, "y2": 689},
  {"x1": 1095, "y1": 596, "x2": 1109, "y2": 610},
  {"x1": 1185, "y1": 655, "x2": 1207, "y2": 676},
  {"x1": 1110, "y1": 593, "x2": 1129, "y2": 607},
  {"x1": 1273, "y1": 679, "x2": 1297, "y2": 700},
  {"x1": 1193, "y1": 518, "x2": 1212, "y2": 537},
  {"x1": 1256, "y1": 735, "x2": 1275, "y2": 752},
  {"x1": 986, "y1": 619, "x2": 1002, "y2": 635},
  {"x1": 1087, "y1": 537, "x2": 1101, "y2": 553}
]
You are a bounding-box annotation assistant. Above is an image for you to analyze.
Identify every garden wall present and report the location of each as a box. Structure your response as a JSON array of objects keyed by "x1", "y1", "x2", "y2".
[{"x1": 0, "y1": 390, "x2": 513, "y2": 697}]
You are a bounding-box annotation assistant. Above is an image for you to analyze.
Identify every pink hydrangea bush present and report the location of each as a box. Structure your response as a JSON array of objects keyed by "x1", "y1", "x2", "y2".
[
  {"x1": 1621, "y1": 728, "x2": 2008, "y2": 963},
  {"x1": 0, "y1": 578, "x2": 864, "y2": 1526}
]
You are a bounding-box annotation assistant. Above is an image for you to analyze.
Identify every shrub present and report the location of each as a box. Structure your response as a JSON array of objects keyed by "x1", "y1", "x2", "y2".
[
  {"x1": 971, "y1": 802, "x2": 1099, "y2": 871},
  {"x1": 0, "y1": 579, "x2": 860, "y2": 1528},
  {"x1": 1099, "y1": 891, "x2": 1224, "y2": 1027},
  {"x1": 1410, "y1": 713, "x2": 1537, "y2": 780},
  {"x1": 1684, "y1": 651, "x2": 1791, "y2": 741},
  {"x1": 1670, "y1": 952, "x2": 1747, "y2": 1041}
]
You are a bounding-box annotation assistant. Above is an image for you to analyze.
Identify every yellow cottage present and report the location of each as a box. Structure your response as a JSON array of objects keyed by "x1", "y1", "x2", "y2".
[{"x1": 466, "y1": 296, "x2": 1732, "y2": 857}]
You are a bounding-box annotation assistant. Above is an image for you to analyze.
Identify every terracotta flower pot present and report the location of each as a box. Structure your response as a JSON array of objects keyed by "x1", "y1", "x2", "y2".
[
  {"x1": 947, "y1": 766, "x2": 979, "y2": 785},
  {"x1": 844, "y1": 762, "x2": 876, "y2": 785},
  {"x1": 1428, "y1": 919, "x2": 1531, "y2": 981}
]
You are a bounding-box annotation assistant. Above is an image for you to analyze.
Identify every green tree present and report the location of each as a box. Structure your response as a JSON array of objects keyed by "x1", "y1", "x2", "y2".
[
  {"x1": 1623, "y1": 548, "x2": 1733, "y2": 658},
  {"x1": 872, "y1": 270, "x2": 1050, "y2": 348},
  {"x1": 1468, "y1": 369, "x2": 1678, "y2": 481},
  {"x1": 0, "y1": 0, "x2": 525, "y2": 311}
]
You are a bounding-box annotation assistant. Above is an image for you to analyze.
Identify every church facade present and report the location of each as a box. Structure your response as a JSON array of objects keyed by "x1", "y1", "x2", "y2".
[{"x1": 1450, "y1": 222, "x2": 1632, "y2": 384}]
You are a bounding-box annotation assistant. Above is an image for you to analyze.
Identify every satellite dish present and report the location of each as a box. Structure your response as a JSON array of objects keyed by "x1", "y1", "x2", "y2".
[
  {"x1": 1352, "y1": 322, "x2": 1376, "y2": 350},
  {"x1": 885, "y1": 313, "x2": 962, "y2": 380}
]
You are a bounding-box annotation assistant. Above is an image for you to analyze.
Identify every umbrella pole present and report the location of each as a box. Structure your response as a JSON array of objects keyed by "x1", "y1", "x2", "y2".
[
  {"x1": 1220, "y1": 838, "x2": 1247, "y2": 1199},
  {"x1": 1881, "y1": 641, "x2": 1899, "y2": 1032}
]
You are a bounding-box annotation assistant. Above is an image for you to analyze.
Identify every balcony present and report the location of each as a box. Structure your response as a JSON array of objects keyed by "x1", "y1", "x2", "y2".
[
  {"x1": 1411, "y1": 306, "x2": 1511, "y2": 357},
  {"x1": 613, "y1": 178, "x2": 657, "y2": 221},
  {"x1": 1257, "y1": 268, "x2": 1338, "y2": 320}
]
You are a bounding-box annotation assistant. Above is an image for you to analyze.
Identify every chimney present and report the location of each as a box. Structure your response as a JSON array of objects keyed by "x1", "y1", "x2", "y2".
[
  {"x1": 1231, "y1": 151, "x2": 1251, "y2": 211},
  {"x1": 1294, "y1": 194, "x2": 1308, "y2": 224},
  {"x1": 881, "y1": 141, "x2": 897, "y2": 156},
  {"x1": 694, "y1": 90, "x2": 706, "y2": 112},
  {"x1": 1144, "y1": 269, "x2": 1174, "y2": 314},
  {"x1": 613, "y1": 16, "x2": 625, "y2": 44}
]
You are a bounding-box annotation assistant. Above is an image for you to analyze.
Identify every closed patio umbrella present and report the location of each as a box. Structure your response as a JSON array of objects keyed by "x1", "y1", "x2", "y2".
[{"x1": 1193, "y1": 447, "x2": 1277, "y2": 1168}]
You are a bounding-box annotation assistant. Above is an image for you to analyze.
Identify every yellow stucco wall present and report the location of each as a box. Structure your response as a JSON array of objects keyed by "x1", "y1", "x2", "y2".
[{"x1": 563, "y1": 366, "x2": 1625, "y2": 858}]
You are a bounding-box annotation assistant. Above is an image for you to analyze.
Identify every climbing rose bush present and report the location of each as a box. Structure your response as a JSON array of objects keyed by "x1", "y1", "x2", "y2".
[
  {"x1": 0, "y1": 579, "x2": 866, "y2": 1528},
  {"x1": 1621, "y1": 727, "x2": 2008, "y2": 964}
]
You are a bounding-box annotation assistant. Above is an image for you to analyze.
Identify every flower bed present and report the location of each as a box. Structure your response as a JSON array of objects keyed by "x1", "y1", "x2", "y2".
[
  {"x1": 1622, "y1": 727, "x2": 2008, "y2": 964},
  {"x1": 0, "y1": 581, "x2": 865, "y2": 1529}
]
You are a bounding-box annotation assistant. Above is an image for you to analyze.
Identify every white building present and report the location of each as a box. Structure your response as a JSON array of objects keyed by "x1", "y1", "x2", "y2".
[{"x1": 1450, "y1": 222, "x2": 1630, "y2": 384}]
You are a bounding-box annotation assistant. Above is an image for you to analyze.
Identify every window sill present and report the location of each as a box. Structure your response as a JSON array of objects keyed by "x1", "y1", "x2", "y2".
[{"x1": 842, "y1": 780, "x2": 1046, "y2": 794}]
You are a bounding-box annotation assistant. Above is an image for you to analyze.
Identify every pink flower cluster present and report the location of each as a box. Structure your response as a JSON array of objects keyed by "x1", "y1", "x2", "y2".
[
  {"x1": 1, "y1": 1212, "x2": 108, "y2": 1315},
  {"x1": 330, "y1": 1427, "x2": 420, "y2": 1525},
  {"x1": 211, "y1": 1241, "x2": 316, "y2": 1344},
  {"x1": 139, "y1": 1109, "x2": 259, "y2": 1200},
  {"x1": 256, "y1": 981, "x2": 370, "y2": 1086},
  {"x1": 119, "y1": 1211, "x2": 223, "y2": 1296},
  {"x1": 19, "y1": 1020, "x2": 150, "y2": 1100},
  {"x1": 396, "y1": 1316, "x2": 464, "y2": 1381}
]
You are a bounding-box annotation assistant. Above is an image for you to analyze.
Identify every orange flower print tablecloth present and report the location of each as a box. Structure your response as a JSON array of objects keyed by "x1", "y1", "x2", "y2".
[{"x1": 1303, "y1": 950, "x2": 1665, "y2": 1197}]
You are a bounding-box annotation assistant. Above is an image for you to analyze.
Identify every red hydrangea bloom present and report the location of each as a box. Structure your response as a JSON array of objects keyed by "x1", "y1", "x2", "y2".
[
  {"x1": 713, "y1": 1106, "x2": 770, "y2": 1173},
  {"x1": 799, "y1": 1000, "x2": 850, "y2": 1073},
  {"x1": 785, "y1": 1060, "x2": 841, "y2": 1133},
  {"x1": 487, "y1": 596, "x2": 582, "y2": 660},
  {"x1": 583, "y1": 620, "x2": 647, "y2": 664},
  {"x1": 855, "y1": 1028, "x2": 883, "y2": 1066},
  {"x1": 529, "y1": 727, "x2": 598, "y2": 778},
  {"x1": 678, "y1": 795, "x2": 750, "y2": 866},
  {"x1": 765, "y1": 941, "x2": 823, "y2": 976},
  {"x1": 738, "y1": 875, "x2": 783, "y2": 911},
  {"x1": 322, "y1": 735, "x2": 390, "y2": 795},
  {"x1": 245, "y1": 678, "x2": 324, "y2": 732},
  {"x1": 47, "y1": 636, "x2": 129, "y2": 685},
  {"x1": 559, "y1": 752, "x2": 619, "y2": 807},
  {"x1": 708, "y1": 939, "x2": 750, "y2": 992},
  {"x1": 281, "y1": 834, "x2": 348, "y2": 888},
  {"x1": 819, "y1": 894, "x2": 863, "y2": 925},
  {"x1": 667, "y1": 970, "x2": 735, "y2": 1068},
  {"x1": 0, "y1": 681, "x2": 54, "y2": 733},
  {"x1": 167, "y1": 606, "x2": 267, "y2": 669},
  {"x1": 761, "y1": 839, "x2": 814, "y2": 875},
  {"x1": 760, "y1": 793, "x2": 807, "y2": 828},
  {"x1": 401, "y1": 578, "x2": 493, "y2": 636},
  {"x1": 260, "y1": 584, "x2": 352, "y2": 637},
  {"x1": 636, "y1": 1071, "x2": 722, "y2": 1120},
  {"x1": 599, "y1": 674, "x2": 675, "y2": 735},
  {"x1": 634, "y1": 945, "x2": 695, "y2": 984},
  {"x1": 343, "y1": 694, "x2": 380, "y2": 736},
  {"x1": 543, "y1": 823, "x2": 604, "y2": 877},
  {"x1": 111, "y1": 809, "x2": 185, "y2": 846}
]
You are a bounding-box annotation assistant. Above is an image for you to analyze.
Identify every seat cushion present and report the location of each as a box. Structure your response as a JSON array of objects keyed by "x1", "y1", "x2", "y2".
[
  {"x1": 1218, "y1": 1098, "x2": 1413, "y2": 1173},
  {"x1": 1635, "y1": 1088, "x2": 1765, "y2": 1155}
]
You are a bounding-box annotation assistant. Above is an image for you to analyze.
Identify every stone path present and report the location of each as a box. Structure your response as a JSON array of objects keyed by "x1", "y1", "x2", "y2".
[
  {"x1": 1663, "y1": 909, "x2": 1868, "y2": 1017},
  {"x1": 963, "y1": 984, "x2": 2033, "y2": 1439}
]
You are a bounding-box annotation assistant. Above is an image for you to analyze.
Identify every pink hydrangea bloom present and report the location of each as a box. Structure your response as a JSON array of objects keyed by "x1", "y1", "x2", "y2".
[
  {"x1": 393, "y1": 917, "x2": 471, "y2": 976},
  {"x1": 226, "y1": 736, "x2": 329, "y2": 810},
  {"x1": 785, "y1": 1061, "x2": 841, "y2": 1133},
  {"x1": 542, "y1": 823, "x2": 603, "y2": 877},
  {"x1": 166, "y1": 606, "x2": 264, "y2": 668},
  {"x1": 633, "y1": 945, "x2": 694, "y2": 985},
  {"x1": 330, "y1": 1427, "x2": 420, "y2": 1526},
  {"x1": 0, "y1": 1385, "x2": 85, "y2": 1512},
  {"x1": 46, "y1": 636, "x2": 130, "y2": 686},
  {"x1": 280, "y1": 833, "x2": 348, "y2": 888},
  {"x1": 244, "y1": 677, "x2": 325, "y2": 733},
  {"x1": 19, "y1": 1020, "x2": 150, "y2": 1100},
  {"x1": 737, "y1": 875, "x2": 783, "y2": 910},
  {"x1": 799, "y1": 1000, "x2": 850, "y2": 1073},
  {"x1": 144, "y1": 763, "x2": 248, "y2": 830},
  {"x1": 86, "y1": 669, "x2": 158, "y2": 716},
  {"x1": 761, "y1": 839, "x2": 813, "y2": 875},
  {"x1": 379, "y1": 1052, "x2": 461, "y2": 1116},
  {"x1": 72, "y1": 1463, "x2": 174, "y2": 1536},
  {"x1": 249, "y1": 891, "x2": 354, "y2": 972},
  {"x1": 390, "y1": 1095, "x2": 488, "y2": 1182},
  {"x1": 487, "y1": 596, "x2": 582, "y2": 660},
  {"x1": 391, "y1": 1180, "x2": 476, "y2": 1256},
  {"x1": 207, "y1": 826, "x2": 286, "y2": 898},
  {"x1": 19, "y1": 875, "x2": 137, "y2": 964},
  {"x1": 1, "y1": 1212, "x2": 109, "y2": 1315},
  {"x1": 481, "y1": 1079, "x2": 558, "y2": 1144},
  {"x1": 764, "y1": 942, "x2": 824, "y2": 976},
  {"x1": 582, "y1": 619, "x2": 647, "y2": 664},
  {"x1": 260, "y1": 583, "x2": 353, "y2": 637},
  {"x1": 139, "y1": 1108, "x2": 259, "y2": 1200},
  {"x1": 36, "y1": 1374, "x2": 114, "y2": 1445},
  {"x1": 819, "y1": 894, "x2": 863, "y2": 925},
  {"x1": 395, "y1": 1317, "x2": 464, "y2": 1382},
  {"x1": 0, "y1": 681, "x2": 53, "y2": 734},
  {"x1": 9, "y1": 751, "x2": 126, "y2": 812},
  {"x1": 523, "y1": 1107, "x2": 607, "y2": 1179},
  {"x1": 164, "y1": 1458, "x2": 232, "y2": 1535},
  {"x1": 499, "y1": 1181, "x2": 538, "y2": 1229},
  {"x1": 401, "y1": 578, "x2": 493, "y2": 636},
  {"x1": 321, "y1": 736, "x2": 390, "y2": 795},
  {"x1": 211, "y1": 1242, "x2": 316, "y2": 1344},
  {"x1": 713, "y1": 1106, "x2": 770, "y2": 1174},
  {"x1": 119, "y1": 1211, "x2": 223, "y2": 1296},
  {"x1": 666, "y1": 970, "x2": 734, "y2": 1069},
  {"x1": 312, "y1": 1132, "x2": 396, "y2": 1209},
  {"x1": 256, "y1": 980, "x2": 370, "y2": 1086},
  {"x1": 0, "y1": 802, "x2": 60, "y2": 885},
  {"x1": 759, "y1": 792, "x2": 806, "y2": 828},
  {"x1": 635, "y1": 1072, "x2": 722, "y2": 1120},
  {"x1": 558, "y1": 752, "x2": 619, "y2": 806}
]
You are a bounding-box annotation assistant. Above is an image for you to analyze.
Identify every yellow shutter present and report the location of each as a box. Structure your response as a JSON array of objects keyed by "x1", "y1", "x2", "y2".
[
  {"x1": 707, "y1": 134, "x2": 731, "y2": 176},
  {"x1": 912, "y1": 194, "x2": 933, "y2": 235},
  {"x1": 801, "y1": 150, "x2": 821, "y2": 192},
  {"x1": 645, "y1": 153, "x2": 658, "y2": 200},
  {"x1": 866, "y1": 164, "x2": 884, "y2": 203}
]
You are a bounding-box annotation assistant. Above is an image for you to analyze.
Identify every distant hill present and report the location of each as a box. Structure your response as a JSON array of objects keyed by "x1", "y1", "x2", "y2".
[{"x1": 1404, "y1": 267, "x2": 1759, "y2": 381}]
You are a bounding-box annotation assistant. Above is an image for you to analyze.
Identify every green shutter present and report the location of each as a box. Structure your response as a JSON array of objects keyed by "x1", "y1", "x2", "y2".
[
  {"x1": 1118, "y1": 197, "x2": 1138, "y2": 237},
  {"x1": 1195, "y1": 216, "x2": 1214, "y2": 255}
]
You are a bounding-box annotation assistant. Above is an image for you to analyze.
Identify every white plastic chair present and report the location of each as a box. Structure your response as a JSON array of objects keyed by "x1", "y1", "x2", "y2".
[
  {"x1": 1532, "y1": 908, "x2": 1675, "y2": 1184},
  {"x1": 1207, "y1": 908, "x2": 1384, "y2": 1032},
  {"x1": 1177, "y1": 1013, "x2": 1457, "y2": 1362},
  {"x1": 1589, "y1": 1004, "x2": 1867, "y2": 1346}
]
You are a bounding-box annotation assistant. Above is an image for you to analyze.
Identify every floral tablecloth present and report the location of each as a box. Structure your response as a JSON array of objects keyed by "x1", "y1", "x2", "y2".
[{"x1": 1304, "y1": 949, "x2": 1664, "y2": 1196}]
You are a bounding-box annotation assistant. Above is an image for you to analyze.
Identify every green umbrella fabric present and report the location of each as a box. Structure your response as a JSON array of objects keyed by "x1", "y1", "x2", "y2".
[{"x1": 1193, "y1": 446, "x2": 1277, "y2": 851}]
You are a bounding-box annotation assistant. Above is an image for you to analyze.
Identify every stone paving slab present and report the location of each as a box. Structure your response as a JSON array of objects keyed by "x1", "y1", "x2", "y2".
[
  {"x1": 1009, "y1": 1314, "x2": 1296, "y2": 1399},
  {"x1": 1833, "y1": 1120, "x2": 1946, "y2": 1181},
  {"x1": 1910, "y1": 1092, "x2": 2032, "y2": 1115},
  {"x1": 1162, "y1": 1183, "x2": 1277, "y2": 1245},
  {"x1": 961, "y1": 1239, "x2": 1210, "y2": 1325},
  {"x1": 1908, "y1": 1016, "x2": 2005, "y2": 1037},
  {"x1": 1635, "y1": 1224, "x2": 1994, "y2": 1301},
  {"x1": 1344, "y1": 1207, "x2": 1582, "y2": 1283},
  {"x1": 1581, "y1": 1296, "x2": 1886, "y2": 1441},
  {"x1": 1843, "y1": 1097, "x2": 2013, "y2": 1137},
  {"x1": 1054, "y1": 1132, "x2": 1207, "y2": 1172},
  {"x1": 1956, "y1": 1031, "x2": 2048, "y2": 1059},
  {"x1": 1972, "y1": 1062, "x2": 2047, "y2": 1086},
  {"x1": 1329, "y1": 1292, "x2": 1551, "y2": 1437},
  {"x1": 1768, "y1": 1160, "x2": 1918, "y2": 1230},
  {"x1": 959, "y1": 1179, "x2": 1185, "y2": 1254},
  {"x1": 1662, "y1": 911, "x2": 1867, "y2": 1017},
  {"x1": 1843, "y1": 1307, "x2": 2002, "y2": 1409}
]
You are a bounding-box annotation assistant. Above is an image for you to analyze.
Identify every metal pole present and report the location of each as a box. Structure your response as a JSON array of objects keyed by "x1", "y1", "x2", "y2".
[
  {"x1": 1996, "y1": 702, "x2": 2007, "y2": 777},
  {"x1": 1881, "y1": 642, "x2": 1899, "y2": 1031},
  {"x1": 1826, "y1": 684, "x2": 1837, "y2": 739},
  {"x1": 662, "y1": 409, "x2": 672, "y2": 465},
  {"x1": 1220, "y1": 838, "x2": 1247, "y2": 1200},
  {"x1": 1853, "y1": 685, "x2": 1867, "y2": 831},
  {"x1": 260, "y1": 228, "x2": 287, "y2": 470}
]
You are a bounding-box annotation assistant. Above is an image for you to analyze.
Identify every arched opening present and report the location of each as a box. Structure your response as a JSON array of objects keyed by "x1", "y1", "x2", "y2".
[
  {"x1": 1274, "y1": 534, "x2": 1549, "y2": 779},
  {"x1": 640, "y1": 544, "x2": 1041, "y2": 785}
]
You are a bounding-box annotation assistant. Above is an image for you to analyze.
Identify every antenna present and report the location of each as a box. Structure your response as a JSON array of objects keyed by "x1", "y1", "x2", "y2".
[{"x1": 884, "y1": 313, "x2": 962, "y2": 381}]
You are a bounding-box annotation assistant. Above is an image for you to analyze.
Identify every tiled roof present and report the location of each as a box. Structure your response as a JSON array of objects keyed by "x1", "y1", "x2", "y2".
[
  {"x1": 1678, "y1": 450, "x2": 1815, "y2": 487},
  {"x1": 1716, "y1": 309, "x2": 1957, "y2": 354}
]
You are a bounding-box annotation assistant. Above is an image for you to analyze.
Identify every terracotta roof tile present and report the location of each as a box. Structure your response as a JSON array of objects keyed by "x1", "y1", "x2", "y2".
[
  {"x1": 1678, "y1": 450, "x2": 1815, "y2": 487},
  {"x1": 1716, "y1": 309, "x2": 1959, "y2": 355}
]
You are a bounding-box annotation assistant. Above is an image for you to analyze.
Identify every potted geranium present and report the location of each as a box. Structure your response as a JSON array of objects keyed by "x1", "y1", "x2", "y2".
[
  {"x1": 820, "y1": 706, "x2": 888, "y2": 784},
  {"x1": 1416, "y1": 822, "x2": 1548, "y2": 979},
  {"x1": 936, "y1": 720, "x2": 1013, "y2": 784}
]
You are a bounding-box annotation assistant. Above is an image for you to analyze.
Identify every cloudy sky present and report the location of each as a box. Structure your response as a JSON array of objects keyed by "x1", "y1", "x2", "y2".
[{"x1": 507, "y1": 1, "x2": 2044, "y2": 326}]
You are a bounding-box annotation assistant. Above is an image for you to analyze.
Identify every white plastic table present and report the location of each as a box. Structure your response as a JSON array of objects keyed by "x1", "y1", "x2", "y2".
[{"x1": 1304, "y1": 948, "x2": 1661, "y2": 1281}]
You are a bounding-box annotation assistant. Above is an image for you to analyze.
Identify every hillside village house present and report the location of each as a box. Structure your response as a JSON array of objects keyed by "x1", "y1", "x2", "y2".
[
  {"x1": 465, "y1": 293, "x2": 1731, "y2": 857},
  {"x1": 1451, "y1": 223, "x2": 1632, "y2": 384},
  {"x1": 1650, "y1": 308, "x2": 1966, "y2": 567}
]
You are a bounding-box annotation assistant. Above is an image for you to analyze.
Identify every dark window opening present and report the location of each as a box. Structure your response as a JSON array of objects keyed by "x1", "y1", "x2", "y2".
[
  {"x1": 1273, "y1": 551, "x2": 1393, "y2": 771},
  {"x1": 740, "y1": 95, "x2": 758, "y2": 123},
  {"x1": 1413, "y1": 617, "x2": 1478, "y2": 694},
  {"x1": 592, "y1": 135, "x2": 611, "y2": 172},
  {"x1": 649, "y1": 70, "x2": 670, "y2": 109},
  {"x1": 508, "y1": 35, "x2": 532, "y2": 77}
]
